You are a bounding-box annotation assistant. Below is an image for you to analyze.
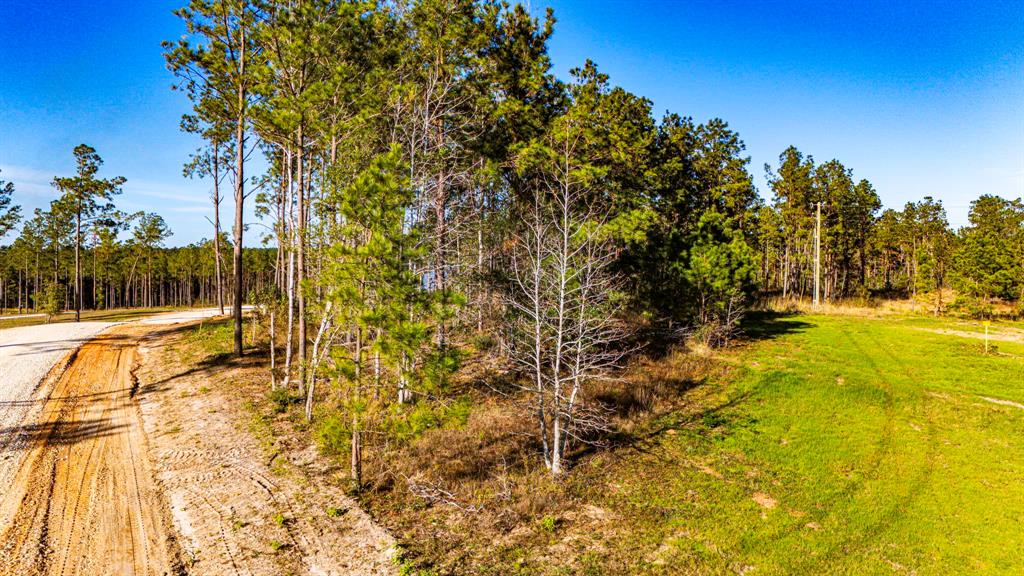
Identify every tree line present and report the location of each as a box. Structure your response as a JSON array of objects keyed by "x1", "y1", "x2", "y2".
[
  {"x1": 1, "y1": 0, "x2": 1020, "y2": 483},
  {"x1": 759, "y1": 145, "x2": 1024, "y2": 314},
  {"x1": 161, "y1": 0, "x2": 777, "y2": 481},
  {"x1": 159, "y1": 0, "x2": 1024, "y2": 483},
  {"x1": 0, "y1": 155, "x2": 274, "y2": 317}
]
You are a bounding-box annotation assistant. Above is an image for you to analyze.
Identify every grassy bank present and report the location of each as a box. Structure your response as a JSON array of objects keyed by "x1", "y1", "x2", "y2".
[
  {"x1": 591, "y1": 313, "x2": 1024, "y2": 574},
  {"x1": 369, "y1": 313, "x2": 1024, "y2": 574},
  {"x1": 177, "y1": 313, "x2": 1024, "y2": 574}
]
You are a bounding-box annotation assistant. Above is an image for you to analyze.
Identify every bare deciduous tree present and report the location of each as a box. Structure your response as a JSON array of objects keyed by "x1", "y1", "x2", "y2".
[{"x1": 507, "y1": 135, "x2": 625, "y2": 476}]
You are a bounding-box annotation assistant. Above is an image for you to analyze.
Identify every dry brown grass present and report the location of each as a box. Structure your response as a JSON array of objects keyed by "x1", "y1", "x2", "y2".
[
  {"x1": 761, "y1": 290, "x2": 1024, "y2": 320},
  {"x1": 760, "y1": 291, "x2": 961, "y2": 318},
  {"x1": 170, "y1": 317, "x2": 736, "y2": 574},
  {"x1": 353, "y1": 347, "x2": 732, "y2": 574}
]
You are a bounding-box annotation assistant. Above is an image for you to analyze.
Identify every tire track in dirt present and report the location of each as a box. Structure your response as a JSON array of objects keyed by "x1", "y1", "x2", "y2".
[
  {"x1": 135, "y1": 328, "x2": 397, "y2": 576},
  {"x1": 0, "y1": 326, "x2": 184, "y2": 576},
  {"x1": 0, "y1": 322, "x2": 113, "y2": 497}
]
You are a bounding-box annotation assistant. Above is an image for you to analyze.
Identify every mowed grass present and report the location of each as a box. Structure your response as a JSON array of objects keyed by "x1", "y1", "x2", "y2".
[{"x1": 602, "y1": 313, "x2": 1024, "y2": 575}]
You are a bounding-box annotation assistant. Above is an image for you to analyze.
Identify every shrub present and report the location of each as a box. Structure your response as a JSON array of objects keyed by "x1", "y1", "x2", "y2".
[
  {"x1": 948, "y1": 294, "x2": 994, "y2": 319},
  {"x1": 538, "y1": 515, "x2": 557, "y2": 533},
  {"x1": 315, "y1": 413, "x2": 350, "y2": 457},
  {"x1": 385, "y1": 398, "x2": 472, "y2": 444},
  {"x1": 40, "y1": 283, "x2": 62, "y2": 322},
  {"x1": 269, "y1": 388, "x2": 300, "y2": 414},
  {"x1": 470, "y1": 333, "x2": 497, "y2": 352},
  {"x1": 421, "y1": 347, "x2": 465, "y2": 393}
]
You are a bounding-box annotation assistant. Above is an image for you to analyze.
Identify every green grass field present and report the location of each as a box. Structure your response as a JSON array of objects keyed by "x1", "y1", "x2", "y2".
[{"x1": 603, "y1": 313, "x2": 1024, "y2": 575}]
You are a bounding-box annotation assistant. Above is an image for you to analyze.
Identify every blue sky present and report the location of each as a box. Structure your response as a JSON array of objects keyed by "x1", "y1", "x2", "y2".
[{"x1": 1, "y1": 0, "x2": 1022, "y2": 245}]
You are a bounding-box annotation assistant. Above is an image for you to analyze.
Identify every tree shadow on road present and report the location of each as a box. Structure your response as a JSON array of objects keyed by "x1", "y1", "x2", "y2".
[
  {"x1": 0, "y1": 418, "x2": 126, "y2": 452},
  {"x1": 0, "y1": 387, "x2": 140, "y2": 408}
]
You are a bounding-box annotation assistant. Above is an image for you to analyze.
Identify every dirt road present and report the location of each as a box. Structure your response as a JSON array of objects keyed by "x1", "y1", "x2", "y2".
[
  {"x1": 0, "y1": 310, "x2": 228, "y2": 575},
  {"x1": 0, "y1": 326, "x2": 179, "y2": 574},
  {"x1": 0, "y1": 321, "x2": 113, "y2": 492}
]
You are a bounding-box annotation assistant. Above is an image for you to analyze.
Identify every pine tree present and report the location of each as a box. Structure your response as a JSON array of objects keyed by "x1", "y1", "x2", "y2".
[
  {"x1": 766, "y1": 146, "x2": 815, "y2": 299},
  {"x1": 0, "y1": 171, "x2": 23, "y2": 313},
  {"x1": 52, "y1": 144, "x2": 125, "y2": 321},
  {"x1": 320, "y1": 145, "x2": 430, "y2": 489},
  {"x1": 0, "y1": 170, "x2": 22, "y2": 239},
  {"x1": 953, "y1": 195, "x2": 1024, "y2": 304},
  {"x1": 182, "y1": 90, "x2": 233, "y2": 315},
  {"x1": 166, "y1": 0, "x2": 265, "y2": 356},
  {"x1": 130, "y1": 213, "x2": 173, "y2": 309}
]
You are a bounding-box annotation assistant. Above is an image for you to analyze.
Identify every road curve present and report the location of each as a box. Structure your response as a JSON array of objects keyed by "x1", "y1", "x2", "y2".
[
  {"x1": 0, "y1": 322, "x2": 114, "y2": 493},
  {"x1": 0, "y1": 309, "x2": 230, "y2": 575}
]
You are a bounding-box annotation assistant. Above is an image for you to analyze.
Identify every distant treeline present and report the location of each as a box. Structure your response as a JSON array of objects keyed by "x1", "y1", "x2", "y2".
[
  {"x1": 0, "y1": 239, "x2": 275, "y2": 314},
  {"x1": 0, "y1": 149, "x2": 276, "y2": 316},
  {"x1": 759, "y1": 147, "x2": 1024, "y2": 314}
]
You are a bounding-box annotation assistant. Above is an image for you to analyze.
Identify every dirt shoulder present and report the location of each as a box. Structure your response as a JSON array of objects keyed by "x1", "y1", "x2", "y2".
[
  {"x1": 134, "y1": 321, "x2": 397, "y2": 575},
  {"x1": 912, "y1": 326, "x2": 1024, "y2": 344}
]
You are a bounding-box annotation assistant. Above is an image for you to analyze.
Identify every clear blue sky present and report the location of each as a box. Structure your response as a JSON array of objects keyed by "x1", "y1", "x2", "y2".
[{"x1": 2, "y1": 0, "x2": 1022, "y2": 245}]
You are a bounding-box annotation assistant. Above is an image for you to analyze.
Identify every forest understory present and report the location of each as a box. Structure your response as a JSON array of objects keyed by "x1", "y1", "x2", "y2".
[{"x1": 158, "y1": 316, "x2": 741, "y2": 575}]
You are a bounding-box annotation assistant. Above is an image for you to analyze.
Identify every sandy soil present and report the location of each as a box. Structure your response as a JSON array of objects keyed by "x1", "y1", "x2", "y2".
[
  {"x1": 0, "y1": 325, "x2": 183, "y2": 575},
  {"x1": 981, "y1": 396, "x2": 1024, "y2": 410},
  {"x1": 913, "y1": 326, "x2": 1024, "y2": 344},
  {"x1": 0, "y1": 321, "x2": 114, "y2": 495},
  {"x1": 0, "y1": 309, "x2": 231, "y2": 492},
  {"x1": 0, "y1": 309, "x2": 235, "y2": 575},
  {"x1": 137, "y1": 307, "x2": 253, "y2": 325},
  {"x1": 135, "y1": 325, "x2": 397, "y2": 575},
  {"x1": 0, "y1": 308, "x2": 393, "y2": 575}
]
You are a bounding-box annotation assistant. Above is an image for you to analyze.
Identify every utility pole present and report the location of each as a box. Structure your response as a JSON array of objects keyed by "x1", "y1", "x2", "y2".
[{"x1": 813, "y1": 201, "x2": 822, "y2": 308}]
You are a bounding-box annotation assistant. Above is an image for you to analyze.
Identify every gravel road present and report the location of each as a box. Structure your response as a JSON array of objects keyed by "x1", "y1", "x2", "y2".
[
  {"x1": 0, "y1": 321, "x2": 114, "y2": 490},
  {"x1": 0, "y1": 308, "x2": 231, "y2": 574},
  {"x1": 0, "y1": 310, "x2": 229, "y2": 504}
]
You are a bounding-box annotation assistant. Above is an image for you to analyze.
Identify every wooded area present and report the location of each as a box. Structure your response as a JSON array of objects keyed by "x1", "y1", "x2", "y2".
[
  {"x1": 0, "y1": 159, "x2": 274, "y2": 316},
  {"x1": 1, "y1": 0, "x2": 1022, "y2": 486}
]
